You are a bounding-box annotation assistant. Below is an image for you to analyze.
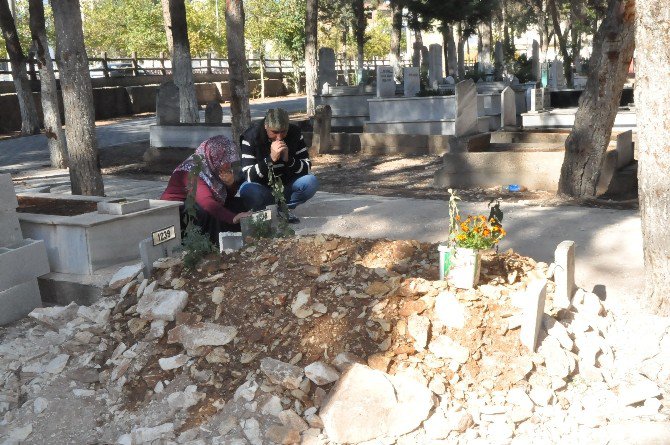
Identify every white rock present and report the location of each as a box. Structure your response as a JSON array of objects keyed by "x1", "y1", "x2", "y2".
[
  {"x1": 234, "y1": 379, "x2": 259, "y2": 402},
  {"x1": 619, "y1": 375, "x2": 661, "y2": 406},
  {"x1": 260, "y1": 395, "x2": 284, "y2": 417},
  {"x1": 543, "y1": 315, "x2": 573, "y2": 351},
  {"x1": 279, "y1": 409, "x2": 309, "y2": 432},
  {"x1": 109, "y1": 263, "x2": 143, "y2": 289},
  {"x1": 33, "y1": 397, "x2": 48, "y2": 414},
  {"x1": 429, "y1": 335, "x2": 469, "y2": 364},
  {"x1": 44, "y1": 354, "x2": 70, "y2": 374},
  {"x1": 304, "y1": 361, "x2": 340, "y2": 386},
  {"x1": 320, "y1": 364, "x2": 433, "y2": 443},
  {"x1": 486, "y1": 420, "x2": 514, "y2": 441},
  {"x1": 136, "y1": 278, "x2": 149, "y2": 298},
  {"x1": 159, "y1": 354, "x2": 189, "y2": 371},
  {"x1": 147, "y1": 320, "x2": 167, "y2": 340},
  {"x1": 260, "y1": 358, "x2": 304, "y2": 390},
  {"x1": 29, "y1": 303, "x2": 79, "y2": 329},
  {"x1": 136, "y1": 289, "x2": 188, "y2": 321},
  {"x1": 434, "y1": 291, "x2": 467, "y2": 328},
  {"x1": 211, "y1": 287, "x2": 225, "y2": 304},
  {"x1": 242, "y1": 418, "x2": 262, "y2": 445},
  {"x1": 9, "y1": 424, "x2": 33, "y2": 441},
  {"x1": 167, "y1": 385, "x2": 205, "y2": 410},
  {"x1": 529, "y1": 387, "x2": 553, "y2": 407},
  {"x1": 130, "y1": 423, "x2": 174, "y2": 443},
  {"x1": 407, "y1": 314, "x2": 431, "y2": 351},
  {"x1": 167, "y1": 322, "x2": 237, "y2": 350},
  {"x1": 291, "y1": 289, "x2": 313, "y2": 319},
  {"x1": 73, "y1": 389, "x2": 96, "y2": 398}
]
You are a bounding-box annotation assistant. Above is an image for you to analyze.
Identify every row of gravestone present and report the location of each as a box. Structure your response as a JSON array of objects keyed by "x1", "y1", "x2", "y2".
[{"x1": 155, "y1": 81, "x2": 224, "y2": 126}]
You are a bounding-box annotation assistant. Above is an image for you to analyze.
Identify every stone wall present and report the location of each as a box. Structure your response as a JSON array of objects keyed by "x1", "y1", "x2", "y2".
[{"x1": 0, "y1": 78, "x2": 287, "y2": 134}]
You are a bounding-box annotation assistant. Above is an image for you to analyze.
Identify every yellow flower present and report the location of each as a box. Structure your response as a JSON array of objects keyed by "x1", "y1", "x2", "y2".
[{"x1": 460, "y1": 223, "x2": 469, "y2": 232}]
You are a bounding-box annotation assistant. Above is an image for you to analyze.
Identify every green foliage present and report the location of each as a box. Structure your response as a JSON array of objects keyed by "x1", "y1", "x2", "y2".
[
  {"x1": 447, "y1": 189, "x2": 505, "y2": 250},
  {"x1": 511, "y1": 53, "x2": 533, "y2": 83},
  {"x1": 181, "y1": 155, "x2": 216, "y2": 269},
  {"x1": 0, "y1": 0, "x2": 55, "y2": 59},
  {"x1": 265, "y1": 159, "x2": 295, "y2": 238},
  {"x1": 79, "y1": 0, "x2": 226, "y2": 57}
]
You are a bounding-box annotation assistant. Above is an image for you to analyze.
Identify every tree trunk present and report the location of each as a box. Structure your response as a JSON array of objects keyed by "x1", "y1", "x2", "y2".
[
  {"x1": 457, "y1": 23, "x2": 465, "y2": 78},
  {"x1": 353, "y1": 0, "x2": 366, "y2": 84},
  {"x1": 636, "y1": 0, "x2": 670, "y2": 315},
  {"x1": 50, "y1": 0, "x2": 104, "y2": 196},
  {"x1": 304, "y1": 0, "x2": 318, "y2": 116},
  {"x1": 548, "y1": 0, "x2": 574, "y2": 87},
  {"x1": 161, "y1": 0, "x2": 173, "y2": 55},
  {"x1": 389, "y1": 0, "x2": 402, "y2": 79},
  {"x1": 169, "y1": 0, "x2": 199, "y2": 123},
  {"x1": 225, "y1": 0, "x2": 251, "y2": 149},
  {"x1": 557, "y1": 0, "x2": 635, "y2": 197},
  {"x1": 0, "y1": 0, "x2": 40, "y2": 135},
  {"x1": 29, "y1": 0, "x2": 67, "y2": 168}
]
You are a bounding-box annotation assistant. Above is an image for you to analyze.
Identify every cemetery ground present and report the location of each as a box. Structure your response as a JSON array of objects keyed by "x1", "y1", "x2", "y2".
[{"x1": 1, "y1": 125, "x2": 668, "y2": 444}]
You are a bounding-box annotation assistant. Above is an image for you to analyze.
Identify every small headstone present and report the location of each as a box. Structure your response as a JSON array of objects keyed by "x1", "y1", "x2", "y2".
[
  {"x1": 553, "y1": 241, "x2": 575, "y2": 309},
  {"x1": 520, "y1": 279, "x2": 547, "y2": 352},
  {"x1": 321, "y1": 81, "x2": 331, "y2": 95},
  {"x1": 529, "y1": 88, "x2": 546, "y2": 112},
  {"x1": 501, "y1": 86, "x2": 517, "y2": 128},
  {"x1": 204, "y1": 101, "x2": 223, "y2": 124},
  {"x1": 445, "y1": 75, "x2": 455, "y2": 84},
  {"x1": 156, "y1": 81, "x2": 180, "y2": 125},
  {"x1": 311, "y1": 104, "x2": 332, "y2": 154},
  {"x1": 139, "y1": 236, "x2": 180, "y2": 279},
  {"x1": 428, "y1": 44, "x2": 443, "y2": 89},
  {"x1": 531, "y1": 40, "x2": 540, "y2": 81},
  {"x1": 403, "y1": 67, "x2": 420, "y2": 97},
  {"x1": 318, "y1": 48, "x2": 337, "y2": 95},
  {"x1": 454, "y1": 79, "x2": 479, "y2": 138},
  {"x1": 376, "y1": 66, "x2": 395, "y2": 98}
]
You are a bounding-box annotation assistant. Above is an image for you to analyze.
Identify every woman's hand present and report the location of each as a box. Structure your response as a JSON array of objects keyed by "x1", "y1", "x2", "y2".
[{"x1": 233, "y1": 211, "x2": 253, "y2": 224}]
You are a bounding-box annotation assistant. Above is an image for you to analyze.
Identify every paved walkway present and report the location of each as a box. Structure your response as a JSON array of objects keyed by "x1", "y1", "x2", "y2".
[{"x1": 0, "y1": 96, "x2": 307, "y2": 174}]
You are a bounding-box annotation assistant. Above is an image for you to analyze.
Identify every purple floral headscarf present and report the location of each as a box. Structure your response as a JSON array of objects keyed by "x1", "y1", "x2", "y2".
[{"x1": 174, "y1": 135, "x2": 239, "y2": 202}]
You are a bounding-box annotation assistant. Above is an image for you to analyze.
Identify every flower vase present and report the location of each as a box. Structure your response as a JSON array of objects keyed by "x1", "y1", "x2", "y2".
[{"x1": 447, "y1": 247, "x2": 482, "y2": 289}]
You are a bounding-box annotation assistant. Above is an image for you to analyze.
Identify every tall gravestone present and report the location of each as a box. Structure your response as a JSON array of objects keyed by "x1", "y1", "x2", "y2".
[
  {"x1": 531, "y1": 40, "x2": 540, "y2": 81},
  {"x1": 376, "y1": 66, "x2": 396, "y2": 98},
  {"x1": 494, "y1": 42, "x2": 504, "y2": 73},
  {"x1": 501, "y1": 86, "x2": 517, "y2": 128},
  {"x1": 454, "y1": 79, "x2": 479, "y2": 138},
  {"x1": 529, "y1": 88, "x2": 548, "y2": 112},
  {"x1": 156, "y1": 81, "x2": 181, "y2": 125},
  {"x1": 403, "y1": 67, "x2": 420, "y2": 97},
  {"x1": 428, "y1": 44, "x2": 443, "y2": 89},
  {"x1": 318, "y1": 48, "x2": 337, "y2": 94}
]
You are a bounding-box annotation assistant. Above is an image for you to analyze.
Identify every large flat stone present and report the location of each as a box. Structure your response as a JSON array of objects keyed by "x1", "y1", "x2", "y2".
[
  {"x1": 137, "y1": 289, "x2": 188, "y2": 321},
  {"x1": 0, "y1": 211, "x2": 23, "y2": 248},
  {"x1": 320, "y1": 364, "x2": 432, "y2": 443},
  {"x1": 149, "y1": 124, "x2": 232, "y2": 149},
  {"x1": 0, "y1": 174, "x2": 18, "y2": 212}
]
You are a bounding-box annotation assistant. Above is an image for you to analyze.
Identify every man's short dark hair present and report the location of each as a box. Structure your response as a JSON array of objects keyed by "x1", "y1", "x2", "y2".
[{"x1": 265, "y1": 108, "x2": 290, "y2": 132}]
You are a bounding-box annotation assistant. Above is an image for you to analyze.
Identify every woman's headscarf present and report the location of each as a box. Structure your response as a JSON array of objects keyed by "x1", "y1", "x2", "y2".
[{"x1": 173, "y1": 135, "x2": 239, "y2": 202}]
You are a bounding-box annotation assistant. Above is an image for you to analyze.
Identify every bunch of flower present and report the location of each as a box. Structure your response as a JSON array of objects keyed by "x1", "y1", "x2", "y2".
[
  {"x1": 450, "y1": 214, "x2": 506, "y2": 250},
  {"x1": 447, "y1": 189, "x2": 506, "y2": 250}
]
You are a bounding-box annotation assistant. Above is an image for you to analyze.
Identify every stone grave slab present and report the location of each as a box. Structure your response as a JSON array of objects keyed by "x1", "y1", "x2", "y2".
[
  {"x1": 403, "y1": 67, "x2": 420, "y2": 97},
  {"x1": 554, "y1": 241, "x2": 575, "y2": 309},
  {"x1": 501, "y1": 86, "x2": 517, "y2": 128},
  {"x1": 0, "y1": 239, "x2": 49, "y2": 291},
  {"x1": 428, "y1": 44, "x2": 443, "y2": 89},
  {"x1": 0, "y1": 279, "x2": 42, "y2": 326},
  {"x1": 454, "y1": 79, "x2": 479, "y2": 137},
  {"x1": 156, "y1": 81, "x2": 181, "y2": 125},
  {"x1": 376, "y1": 66, "x2": 396, "y2": 98}
]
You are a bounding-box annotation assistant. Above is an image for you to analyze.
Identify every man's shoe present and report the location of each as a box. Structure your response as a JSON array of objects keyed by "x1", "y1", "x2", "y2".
[{"x1": 280, "y1": 210, "x2": 300, "y2": 224}]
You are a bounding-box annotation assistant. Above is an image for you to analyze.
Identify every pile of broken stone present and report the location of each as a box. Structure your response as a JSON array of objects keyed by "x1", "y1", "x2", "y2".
[{"x1": 0, "y1": 234, "x2": 667, "y2": 445}]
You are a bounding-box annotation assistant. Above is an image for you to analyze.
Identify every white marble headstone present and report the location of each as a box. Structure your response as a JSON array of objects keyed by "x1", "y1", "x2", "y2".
[
  {"x1": 529, "y1": 88, "x2": 545, "y2": 112},
  {"x1": 454, "y1": 79, "x2": 479, "y2": 138},
  {"x1": 376, "y1": 66, "x2": 395, "y2": 98},
  {"x1": 403, "y1": 67, "x2": 420, "y2": 97},
  {"x1": 501, "y1": 86, "x2": 517, "y2": 128}
]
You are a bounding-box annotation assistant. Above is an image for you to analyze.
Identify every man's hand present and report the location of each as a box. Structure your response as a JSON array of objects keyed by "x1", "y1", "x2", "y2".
[
  {"x1": 233, "y1": 211, "x2": 253, "y2": 224},
  {"x1": 270, "y1": 140, "x2": 289, "y2": 162}
]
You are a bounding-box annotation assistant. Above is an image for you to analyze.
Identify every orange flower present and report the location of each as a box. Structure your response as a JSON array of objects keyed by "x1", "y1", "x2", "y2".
[
  {"x1": 483, "y1": 229, "x2": 490, "y2": 237},
  {"x1": 460, "y1": 223, "x2": 469, "y2": 232}
]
